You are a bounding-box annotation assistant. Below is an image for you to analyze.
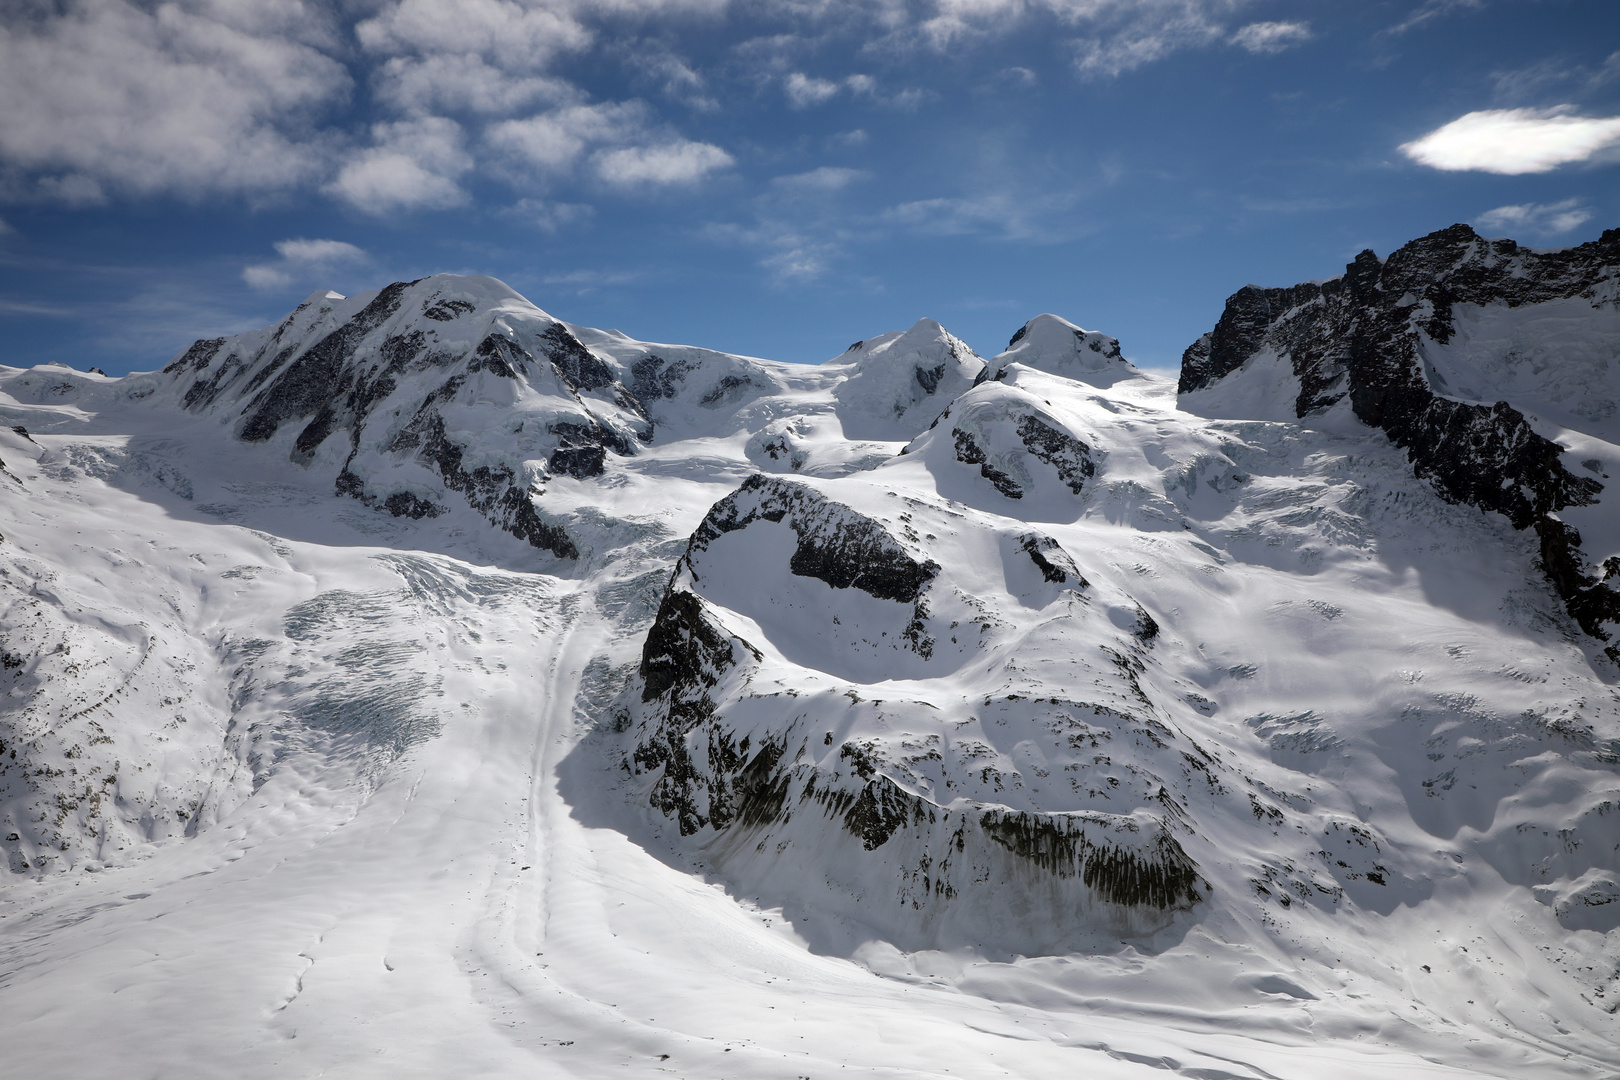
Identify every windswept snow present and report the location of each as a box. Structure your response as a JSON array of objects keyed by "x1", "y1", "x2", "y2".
[{"x1": 2, "y1": 263, "x2": 1619, "y2": 1079}]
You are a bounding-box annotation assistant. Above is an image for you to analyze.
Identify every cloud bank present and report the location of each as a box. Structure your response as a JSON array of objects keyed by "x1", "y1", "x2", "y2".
[{"x1": 0, "y1": 0, "x2": 1296, "y2": 215}]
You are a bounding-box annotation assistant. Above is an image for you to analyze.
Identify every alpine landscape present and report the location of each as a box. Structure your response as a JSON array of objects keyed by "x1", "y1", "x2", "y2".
[{"x1": 4, "y1": 221, "x2": 1620, "y2": 1078}]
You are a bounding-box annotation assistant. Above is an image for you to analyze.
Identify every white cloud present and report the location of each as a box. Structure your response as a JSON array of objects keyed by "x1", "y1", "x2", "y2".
[
  {"x1": 240, "y1": 267, "x2": 290, "y2": 290},
  {"x1": 501, "y1": 197, "x2": 595, "y2": 231},
  {"x1": 1401, "y1": 107, "x2": 1620, "y2": 174},
  {"x1": 624, "y1": 46, "x2": 718, "y2": 110},
  {"x1": 0, "y1": 0, "x2": 348, "y2": 201},
  {"x1": 760, "y1": 242, "x2": 839, "y2": 281},
  {"x1": 1229, "y1": 21, "x2": 1310, "y2": 54},
  {"x1": 1490, "y1": 52, "x2": 1620, "y2": 104},
  {"x1": 771, "y1": 167, "x2": 866, "y2": 192},
  {"x1": 1476, "y1": 199, "x2": 1593, "y2": 236},
  {"x1": 783, "y1": 71, "x2": 915, "y2": 109},
  {"x1": 0, "y1": 0, "x2": 736, "y2": 211},
  {"x1": 243, "y1": 237, "x2": 369, "y2": 290},
  {"x1": 594, "y1": 141, "x2": 734, "y2": 186},
  {"x1": 913, "y1": 0, "x2": 1022, "y2": 48},
  {"x1": 0, "y1": 217, "x2": 13, "y2": 236},
  {"x1": 785, "y1": 72, "x2": 842, "y2": 108},
  {"x1": 1065, "y1": 1, "x2": 1234, "y2": 80},
  {"x1": 1384, "y1": 0, "x2": 1484, "y2": 37},
  {"x1": 0, "y1": 0, "x2": 1260, "y2": 212},
  {"x1": 488, "y1": 102, "x2": 650, "y2": 173},
  {"x1": 328, "y1": 118, "x2": 473, "y2": 212},
  {"x1": 355, "y1": 0, "x2": 592, "y2": 73},
  {"x1": 884, "y1": 190, "x2": 1081, "y2": 241},
  {"x1": 274, "y1": 238, "x2": 368, "y2": 264},
  {"x1": 372, "y1": 53, "x2": 573, "y2": 116}
]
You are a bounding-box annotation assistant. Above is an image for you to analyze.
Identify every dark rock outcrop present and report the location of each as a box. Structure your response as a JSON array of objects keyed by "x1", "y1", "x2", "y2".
[
  {"x1": 1020, "y1": 532, "x2": 1087, "y2": 586},
  {"x1": 948, "y1": 402, "x2": 1095, "y2": 500},
  {"x1": 954, "y1": 427, "x2": 1023, "y2": 499},
  {"x1": 1181, "y1": 224, "x2": 1620, "y2": 645},
  {"x1": 1017, "y1": 414, "x2": 1094, "y2": 495},
  {"x1": 633, "y1": 585, "x2": 763, "y2": 834},
  {"x1": 687, "y1": 474, "x2": 940, "y2": 604}
]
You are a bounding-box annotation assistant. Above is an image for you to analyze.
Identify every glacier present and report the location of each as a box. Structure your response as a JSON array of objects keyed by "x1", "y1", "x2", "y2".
[{"x1": 1, "y1": 224, "x2": 1619, "y2": 1078}]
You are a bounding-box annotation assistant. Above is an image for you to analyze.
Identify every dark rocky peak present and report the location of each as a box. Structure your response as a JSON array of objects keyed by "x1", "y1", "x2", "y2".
[{"x1": 1179, "y1": 224, "x2": 1620, "y2": 651}]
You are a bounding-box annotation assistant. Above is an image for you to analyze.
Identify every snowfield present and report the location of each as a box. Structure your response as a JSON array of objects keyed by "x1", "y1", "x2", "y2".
[{"x1": 3, "y1": 227, "x2": 1620, "y2": 1078}]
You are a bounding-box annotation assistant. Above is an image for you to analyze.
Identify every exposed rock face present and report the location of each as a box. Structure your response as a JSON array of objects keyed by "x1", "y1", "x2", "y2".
[
  {"x1": 633, "y1": 584, "x2": 764, "y2": 835},
  {"x1": 936, "y1": 384, "x2": 1097, "y2": 502},
  {"x1": 688, "y1": 474, "x2": 941, "y2": 604},
  {"x1": 1180, "y1": 224, "x2": 1620, "y2": 646}
]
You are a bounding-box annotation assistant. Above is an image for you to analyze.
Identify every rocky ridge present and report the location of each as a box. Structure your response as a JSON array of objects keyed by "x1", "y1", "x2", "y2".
[{"x1": 1181, "y1": 224, "x2": 1620, "y2": 650}]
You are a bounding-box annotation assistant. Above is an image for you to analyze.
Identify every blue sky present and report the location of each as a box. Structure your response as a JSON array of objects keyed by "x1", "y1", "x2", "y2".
[{"x1": 0, "y1": 0, "x2": 1617, "y2": 376}]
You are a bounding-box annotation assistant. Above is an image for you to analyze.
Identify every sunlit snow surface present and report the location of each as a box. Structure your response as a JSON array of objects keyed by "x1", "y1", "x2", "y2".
[{"x1": 1, "y1": 288, "x2": 1618, "y2": 1078}]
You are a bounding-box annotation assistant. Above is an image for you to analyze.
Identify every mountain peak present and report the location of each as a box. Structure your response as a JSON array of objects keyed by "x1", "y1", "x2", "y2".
[
  {"x1": 992, "y1": 313, "x2": 1136, "y2": 385},
  {"x1": 830, "y1": 317, "x2": 986, "y2": 440}
]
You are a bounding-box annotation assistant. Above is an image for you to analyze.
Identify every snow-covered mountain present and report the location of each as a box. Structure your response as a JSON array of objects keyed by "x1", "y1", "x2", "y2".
[{"x1": 3, "y1": 231, "x2": 1620, "y2": 1078}]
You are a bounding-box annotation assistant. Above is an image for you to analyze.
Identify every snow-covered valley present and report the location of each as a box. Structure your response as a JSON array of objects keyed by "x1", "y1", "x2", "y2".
[{"x1": 3, "y1": 225, "x2": 1620, "y2": 1078}]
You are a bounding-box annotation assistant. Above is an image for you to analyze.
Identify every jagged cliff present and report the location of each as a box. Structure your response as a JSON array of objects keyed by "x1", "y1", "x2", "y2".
[{"x1": 1181, "y1": 224, "x2": 1620, "y2": 648}]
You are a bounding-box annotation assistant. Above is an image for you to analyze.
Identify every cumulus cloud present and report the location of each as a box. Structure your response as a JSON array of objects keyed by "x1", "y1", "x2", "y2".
[
  {"x1": 624, "y1": 46, "x2": 717, "y2": 110},
  {"x1": 243, "y1": 237, "x2": 368, "y2": 290},
  {"x1": 1401, "y1": 107, "x2": 1620, "y2": 174},
  {"x1": 354, "y1": 0, "x2": 592, "y2": 73},
  {"x1": 0, "y1": 0, "x2": 738, "y2": 211},
  {"x1": 1229, "y1": 21, "x2": 1310, "y2": 54},
  {"x1": 489, "y1": 103, "x2": 651, "y2": 174},
  {"x1": 372, "y1": 53, "x2": 573, "y2": 116},
  {"x1": 328, "y1": 117, "x2": 473, "y2": 212},
  {"x1": 0, "y1": 0, "x2": 1278, "y2": 212},
  {"x1": 785, "y1": 73, "x2": 842, "y2": 108},
  {"x1": 594, "y1": 141, "x2": 733, "y2": 186},
  {"x1": 781, "y1": 72, "x2": 891, "y2": 109},
  {"x1": 0, "y1": 0, "x2": 348, "y2": 201},
  {"x1": 1476, "y1": 199, "x2": 1593, "y2": 237}
]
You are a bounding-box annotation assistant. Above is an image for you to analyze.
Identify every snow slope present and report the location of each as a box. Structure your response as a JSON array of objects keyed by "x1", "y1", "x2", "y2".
[{"x1": 2, "y1": 256, "x2": 1619, "y2": 1078}]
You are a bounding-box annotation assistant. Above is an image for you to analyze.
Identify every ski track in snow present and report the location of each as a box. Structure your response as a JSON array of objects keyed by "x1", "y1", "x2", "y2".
[{"x1": 0, "y1": 287, "x2": 1617, "y2": 1078}]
